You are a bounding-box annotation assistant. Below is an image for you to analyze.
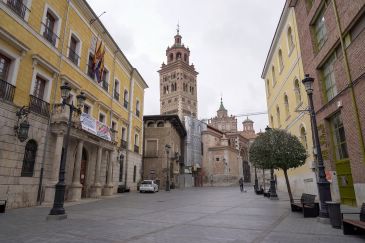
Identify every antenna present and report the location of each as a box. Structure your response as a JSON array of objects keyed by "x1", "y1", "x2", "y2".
[{"x1": 90, "y1": 11, "x2": 106, "y2": 25}]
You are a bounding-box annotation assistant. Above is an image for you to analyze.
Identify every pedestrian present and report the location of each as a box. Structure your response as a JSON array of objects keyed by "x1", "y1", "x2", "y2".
[{"x1": 239, "y1": 177, "x2": 246, "y2": 192}]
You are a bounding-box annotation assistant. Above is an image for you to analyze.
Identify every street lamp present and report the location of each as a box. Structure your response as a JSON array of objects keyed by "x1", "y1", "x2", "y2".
[
  {"x1": 49, "y1": 82, "x2": 86, "y2": 218},
  {"x1": 302, "y1": 74, "x2": 331, "y2": 218},
  {"x1": 265, "y1": 126, "x2": 278, "y2": 199},
  {"x1": 165, "y1": 144, "x2": 171, "y2": 191}
]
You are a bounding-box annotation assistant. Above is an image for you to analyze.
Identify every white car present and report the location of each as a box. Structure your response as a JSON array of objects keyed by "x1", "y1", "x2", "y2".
[{"x1": 139, "y1": 180, "x2": 159, "y2": 193}]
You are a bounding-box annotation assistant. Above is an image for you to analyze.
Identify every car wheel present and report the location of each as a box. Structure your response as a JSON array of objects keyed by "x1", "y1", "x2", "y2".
[{"x1": 140, "y1": 190, "x2": 143, "y2": 193}]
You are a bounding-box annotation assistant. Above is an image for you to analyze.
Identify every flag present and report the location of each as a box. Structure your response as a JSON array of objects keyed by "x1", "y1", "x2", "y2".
[{"x1": 92, "y1": 40, "x2": 106, "y2": 83}]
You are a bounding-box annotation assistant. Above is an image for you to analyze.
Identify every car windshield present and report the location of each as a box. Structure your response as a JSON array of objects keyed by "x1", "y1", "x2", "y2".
[{"x1": 141, "y1": 181, "x2": 152, "y2": 185}]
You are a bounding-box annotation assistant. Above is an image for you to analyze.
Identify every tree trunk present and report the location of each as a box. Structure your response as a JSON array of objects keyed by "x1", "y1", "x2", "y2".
[{"x1": 283, "y1": 169, "x2": 293, "y2": 203}]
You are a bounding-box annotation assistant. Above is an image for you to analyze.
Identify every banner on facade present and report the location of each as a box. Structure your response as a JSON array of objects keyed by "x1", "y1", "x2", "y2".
[{"x1": 80, "y1": 113, "x2": 111, "y2": 141}]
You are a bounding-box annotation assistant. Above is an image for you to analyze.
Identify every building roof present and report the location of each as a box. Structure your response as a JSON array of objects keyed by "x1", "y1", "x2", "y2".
[
  {"x1": 218, "y1": 97, "x2": 227, "y2": 111},
  {"x1": 143, "y1": 115, "x2": 187, "y2": 137},
  {"x1": 243, "y1": 116, "x2": 254, "y2": 123}
]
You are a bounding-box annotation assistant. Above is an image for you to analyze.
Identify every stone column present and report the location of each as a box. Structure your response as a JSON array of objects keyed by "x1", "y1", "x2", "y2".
[
  {"x1": 91, "y1": 146, "x2": 102, "y2": 198},
  {"x1": 103, "y1": 150, "x2": 114, "y2": 196},
  {"x1": 44, "y1": 133, "x2": 64, "y2": 203},
  {"x1": 68, "y1": 140, "x2": 83, "y2": 201}
]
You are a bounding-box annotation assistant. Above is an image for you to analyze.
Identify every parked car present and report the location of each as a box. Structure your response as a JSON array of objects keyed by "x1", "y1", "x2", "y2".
[{"x1": 139, "y1": 180, "x2": 159, "y2": 193}]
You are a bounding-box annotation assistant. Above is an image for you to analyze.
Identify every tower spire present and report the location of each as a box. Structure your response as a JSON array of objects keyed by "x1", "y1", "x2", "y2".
[{"x1": 177, "y1": 21, "x2": 180, "y2": 35}]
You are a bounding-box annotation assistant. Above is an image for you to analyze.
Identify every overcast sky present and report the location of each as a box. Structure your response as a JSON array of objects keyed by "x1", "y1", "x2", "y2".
[{"x1": 88, "y1": 0, "x2": 285, "y2": 133}]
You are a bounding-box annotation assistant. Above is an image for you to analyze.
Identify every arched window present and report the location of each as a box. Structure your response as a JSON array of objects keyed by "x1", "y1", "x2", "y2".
[
  {"x1": 278, "y1": 49, "x2": 284, "y2": 71},
  {"x1": 276, "y1": 106, "x2": 281, "y2": 127},
  {"x1": 147, "y1": 121, "x2": 155, "y2": 127},
  {"x1": 284, "y1": 94, "x2": 289, "y2": 117},
  {"x1": 176, "y1": 52, "x2": 182, "y2": 60},
  {"x1": 163, "y1": 86, "x2": 166, "y2": 94},
  {"x1": 157, "y1": 121, "x2": 164, "y2": 127},
  {"x1": 169, "y1": 53, "x2": 173, "y2": 62},
  {"x1": 266, "y1": 79, "x2": 270, "y2": 96},
  {"x1": 184, "y1": 54, "x2": 187, "y2": 62},
  {"x1": 294, "y1": 79, "x2": 302, "y2": 105},
  {"x1": 300, "y1": 126, "x2": 308, "y2": 149},
  {"x1": 272, "y1": 66, "x2": 276, "y2": 86},
  {"x1": 21, "y1": 140, "x2": 38, "y2": 177},
  {"x1": 287, "y1": 27, "x2": 294, "y2": 52}
]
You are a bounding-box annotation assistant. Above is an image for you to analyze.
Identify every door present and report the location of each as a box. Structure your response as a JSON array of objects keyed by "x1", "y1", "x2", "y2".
[
  {"x1": 33, "y1": 76, "x2": 46, "y2": 99},
  {"x1": 80, "y1": 149, "x2": 87, "y2": 198}
]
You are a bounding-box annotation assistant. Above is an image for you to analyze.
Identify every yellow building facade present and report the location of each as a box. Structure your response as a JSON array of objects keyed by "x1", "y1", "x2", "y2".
[
  {"x1": 0, "y1": 0, "x2": 147, "y2": 208},
  {"x1": 261, "y1": 3, "x2": 317, "y2": 197}
]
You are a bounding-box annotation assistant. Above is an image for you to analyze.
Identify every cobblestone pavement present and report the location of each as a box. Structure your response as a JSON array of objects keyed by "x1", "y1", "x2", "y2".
[{"x1": 0, "y1": 187, "x2": 364, "y2": 243}]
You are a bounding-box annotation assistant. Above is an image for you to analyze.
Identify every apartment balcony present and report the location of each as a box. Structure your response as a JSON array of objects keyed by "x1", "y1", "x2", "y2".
[
  {"x1": 134, "y1": 145, "x2": 139, "y2": 153},
  {"x1": 7, "y1": 0, "x2": 30, "y2": 20},
  {"x1": 114, "y1": 91, "x2": 119, "y2": 101},
  {"x1": 29, "y1": 95, "x2": 50, "y2": 117},
  {"x1": 68, "y1": 48, "x2": 79, "y2": 66},
  {"x1": 120, "y1": 140, "x2": 127, "y2": 149},
  {"x1": 0, "y1": 79, "x2": 15, "y2": 102},
  {"x1": 123, "y1": 100, "x2": 128, "y2": 109},
  {"x1": 42, "y1": 23, "x2": 58, "y2": 46},
  {"x1": 102, "y1": 80, "x2": 108, "y2": 92},
  {"x1": 51, "y1": 104, "x2": 81, "y2": 125}
]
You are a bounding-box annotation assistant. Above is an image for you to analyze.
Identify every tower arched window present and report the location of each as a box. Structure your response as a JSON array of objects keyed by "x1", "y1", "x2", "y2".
[
  {"x1": 272, "y1": 66, "x2": 276, "y2": 86},
  {"x1": 21, "y1": 140, "x2": 38, "y2": 177},
  {"x1": 294, "y1": 79, "x2": 302, "y2": 105},
  {"x1": 278, "y1": 49, "x2": 284, "y2": 71},
  {"x1": 300, "y1": 126, "x2": 308, "y2": 149},
  {"x1": 276, "y1": 106, "x2": 281, "y2": 127},
  {"x1": 157, "y1": 121, "x2": 164, "y2": 127},
  {"x1": 284, "y1": 94, "x2": 289, "y2": 117},
  {"x1": 169, "y1": 53, "x2": 173, "y2": 62},
  {"x1": 287, "y1": 27, "x2": 294, "y2": 53},
  {"x1": 176, "y1": 52, "x2": 182, "y2": 60},
  {"x1": 184, "y1": 54, "x2": 187, "y2": 62}
]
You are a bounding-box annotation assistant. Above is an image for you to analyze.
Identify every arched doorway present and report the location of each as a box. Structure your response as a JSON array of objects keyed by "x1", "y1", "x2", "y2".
[
  {"x1": 242, "y1": 161, "x2": 251, "y2": 183},
  {"x1": 80, "y1": 148, "x2": 88, "y2": 198}
]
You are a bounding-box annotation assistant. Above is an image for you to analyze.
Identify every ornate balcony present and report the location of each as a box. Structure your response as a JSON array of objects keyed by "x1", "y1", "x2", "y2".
[
  {"x1": 29, "y1": 95, "x2": 50, "y2": 117},
  {"x1": 42, "y1": 23, "x2": 58, "y2": 46},
  {"x1": 51, "y1": 104, "x2": 81, "y2": 126},
  {"x1": 0, "y1": 79, "x2": 15, "y2": 102},
  {"x1": 7, "y1": 0, "x2": 30, "y2": 20}
]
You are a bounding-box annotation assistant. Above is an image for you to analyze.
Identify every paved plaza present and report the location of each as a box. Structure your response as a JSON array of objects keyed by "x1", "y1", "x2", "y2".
[{"x1": 0, "y1": 187, "x2": 364, "y2": 243}]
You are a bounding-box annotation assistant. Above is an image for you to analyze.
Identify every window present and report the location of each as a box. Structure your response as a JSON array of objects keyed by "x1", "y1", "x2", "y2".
[
  {"x1": 287, "y1": 27, "x2": 294, "y2": 53},
  {"x1": 121, "y1": 127, "x2": 127, "y2": 141},
  {"x1": 111, "y1": 121, "x2": 116, "y2": 131},
  {"x1": 278, "y1": 49, "x2": 284, "y2": 71},
  {"x1": 0, "y1": 53, "x2": 11, "y2": 81},
  {"x1": 157, "y1": 121, "x2": 164, "y2": 127},
  {"x1": 300, "y1": 126, "x2": 308, "y2": 149},
  {"x1": 136, "y1": 100, "x2": 140, "y2": 117},
  {"x1": 87, "y1": 53, "x2": 94, "y2": 79},
  {"x1": 33, "y1": 76, "x2": 46, "y2": 100},
  {"x1": 0, "y1": 53, "x2": 14, "y2": 102},
  {"x1": 101, "y1": 69, "x2": 109, "y2": 91},
  {"x1": 176, "y1": 52, "x2": 182, "y2": 60},
  {"x1": 330, "y1": 112, "x2": 348, "y2": 160},
  {"x1": 114, "y1": 80, "x2": 120, "y2": 100},
  {"x1": 322, "y1": 54, "x2": 337, "y2": 101},
  {"x1": 68, "y1": 34, "x2": 80, "y2": 66},
  {"x1": 21, "y1": 140, "x2": 37, "y2": 177},
  {"x1": 134, "y1": 133, "x2": 139, "y2": 153},
  {"x1": 7, "y1": 0, "x2": 30, "y2": 20},
  {"x1": 123, "y1": 89, "x2": 128, "y2": 109},
  {"x1": 284, "y1": 94, "x2": 289, "y2": 117},
  {"x1": 83, "y1": 104, "x2": 90, "y2": 114},
  {"x1": 146, "y1": 121, "x2": 155, "y2": 127},
  {"x1": 294, "y1": 79, "x2": 302, "y2": 106},
  {"x1": 42, "y1": 10, "x2": 59, "y2": 46},
  {"x1": 276, "y1": 106, "x2": 281, "y2": 127},
  {"x1": 272, "y1": 66, "x2": 276, "y2": 86},
  {"x1": 314, "y1": 8, "x2": 327, "y2": 50},
  {"x1": 99, "y1": 113, "x2": 105, "y2": 123},
  {"x1": 133, "y1": 165, "x2": 137, "y2": 182},
  {"x1": 169, "y1": 53, "x2": 173, "y2": 62},
  {"x1": 184, "y1": 53, "x2": 188, "y2": 62}
]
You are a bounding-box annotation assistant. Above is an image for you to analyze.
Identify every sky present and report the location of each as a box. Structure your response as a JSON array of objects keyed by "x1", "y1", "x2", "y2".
[{"x1": 88, "y1": 0, "x2": 286, "y2": 133}]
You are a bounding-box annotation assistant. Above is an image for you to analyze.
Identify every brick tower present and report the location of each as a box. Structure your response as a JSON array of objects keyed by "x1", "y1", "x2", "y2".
[{"x1": 158, "y1": 26, "x2": 198, "y2": 120}]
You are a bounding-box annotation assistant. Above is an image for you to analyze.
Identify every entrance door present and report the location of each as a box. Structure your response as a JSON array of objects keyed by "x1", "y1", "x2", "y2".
[{"x1": 80, "y1": 149, "x2": 87, "y2": 198}]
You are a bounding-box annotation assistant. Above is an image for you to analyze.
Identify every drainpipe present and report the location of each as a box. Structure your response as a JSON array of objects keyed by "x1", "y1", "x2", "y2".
[
  {"x1": 37, "y1": 0, "x2": 71, "y2": 204},
  {"x1": 124, "y1": 68, "x2": 135, "y2": 187},
  {"x1": 332, "y1": 0, "x2": 365, "y2": 163}
]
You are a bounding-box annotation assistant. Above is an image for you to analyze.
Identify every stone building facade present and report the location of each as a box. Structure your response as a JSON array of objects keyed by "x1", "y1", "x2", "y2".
[
  {"x1": 142, "y1": 115, "x2": 186, "y2": 189},
  {"x1": 158, "y1": 29, "x2": 198, "y2": 121},
  {"x1": 261, "y1": 1, "x2": 317, "y2": 199},
  {"x1": 289, "y1": 0, "x2": 365, "y2": 206},
  {"x1": 208, "y1": 98, "x2": 237, "y2": 133},
  {"x1": 0, "y1": 0, "x2": 147, "y2": 209}
]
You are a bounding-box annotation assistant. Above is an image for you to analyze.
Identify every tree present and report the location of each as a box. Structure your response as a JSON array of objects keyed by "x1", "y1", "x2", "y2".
[{"x1": 250, "y1": 129, "x2": 307, "y2": 202}]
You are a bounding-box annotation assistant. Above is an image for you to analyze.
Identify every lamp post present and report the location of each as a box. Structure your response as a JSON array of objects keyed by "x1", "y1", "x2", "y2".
[
  {"x1": 265, "y1": 126, "x2": 278, "y2": 199},
  {"x1": 165, "y1": 144, "x2": 171, "y2": 191},
  {"x1": 302, "y1": 74, "x2": 331, "y2": 218},
  {"x1": 49, "y1": 82, "x2": 86, "y2": 217}
]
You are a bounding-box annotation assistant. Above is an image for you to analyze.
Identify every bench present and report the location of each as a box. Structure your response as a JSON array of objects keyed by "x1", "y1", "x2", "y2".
[
  {"x1": 0, "y1": 200, "x2": 6, "y2": 213},
  {"x1": 291, "y1": 193, "x2": 319, "y2": 218},
  {"x1": 342, "y1": 203, "x2": 365, "y2": 235}
]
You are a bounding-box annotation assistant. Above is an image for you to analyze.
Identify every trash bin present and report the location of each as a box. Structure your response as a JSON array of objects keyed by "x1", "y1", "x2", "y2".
[
  {"x1": 0, "y1": 200, "x2": 6, "y2": 213},
  {"x1": 326, "y1": 201, "x2": 341, "y2": 228}
]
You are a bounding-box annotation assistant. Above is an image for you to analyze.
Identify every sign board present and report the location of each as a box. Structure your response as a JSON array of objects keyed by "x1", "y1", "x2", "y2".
[{"x1": 80, "y1": 113, "x2": 111, "y2": 141}]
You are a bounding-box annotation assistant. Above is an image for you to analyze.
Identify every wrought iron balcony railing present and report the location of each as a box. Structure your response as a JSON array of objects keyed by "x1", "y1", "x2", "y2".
[
  {"x1": 7, "y1": 0, "x2": 30, "y2": 20},
  {"x1": 68, "y1": 47, "x2": 80, "y2": 66},
  {"x1": 42, "y1": 23, "x2": 59, "y2": 46},
  {"x1": 0, "y1": 79, "x2": 15, "y2": 102},
  {"x1": 123, "y1": 100, "x2": 128, "y2": 109},
  {"x1": 114, "y1": 91, "x2": 119, "y2": 101},
  {"x1": 29, "y1": 95, "x2": 50, "y2": 117}
]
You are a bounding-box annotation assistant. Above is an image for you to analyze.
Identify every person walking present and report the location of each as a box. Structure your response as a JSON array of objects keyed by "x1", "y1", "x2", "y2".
[{"x1": 239, "y1": 177, "x2": 245, "y2": 192}]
